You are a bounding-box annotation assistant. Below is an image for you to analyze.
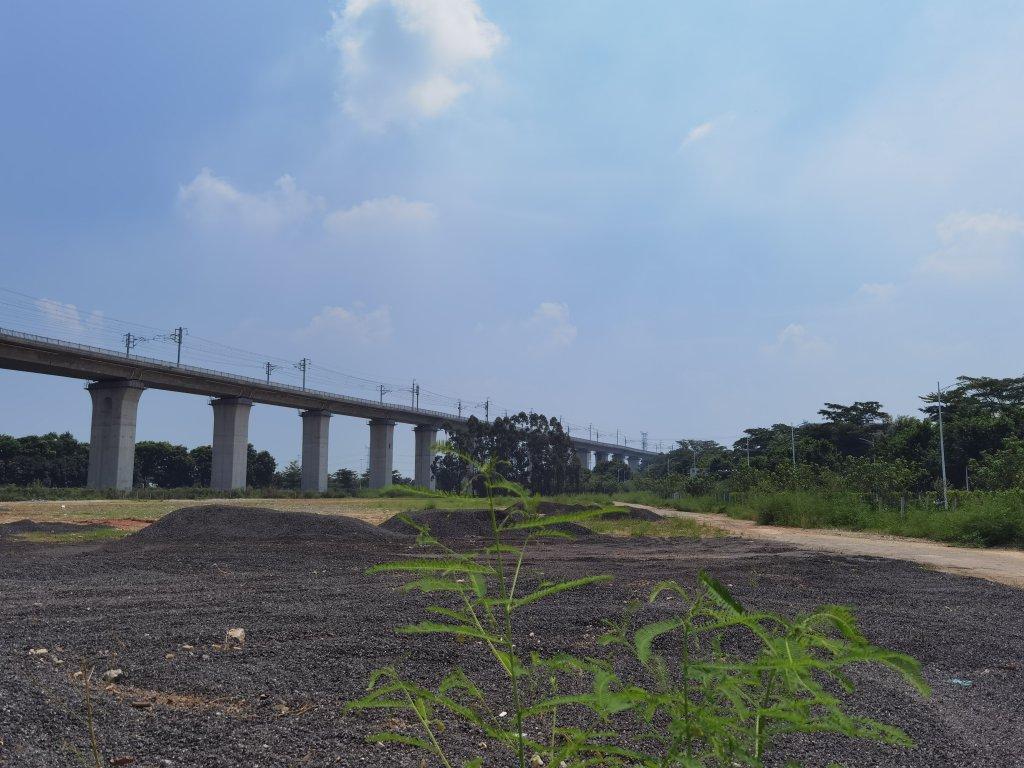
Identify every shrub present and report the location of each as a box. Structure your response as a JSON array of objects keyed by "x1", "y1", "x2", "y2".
[{"x1": 347, "y1": 453, "x2": 929, "y2": 767}]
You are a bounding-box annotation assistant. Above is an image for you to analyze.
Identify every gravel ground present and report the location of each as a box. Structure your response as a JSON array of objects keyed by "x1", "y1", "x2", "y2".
[{"x1": 1, "y1": 507, "x2": 1022, "y2": 767}]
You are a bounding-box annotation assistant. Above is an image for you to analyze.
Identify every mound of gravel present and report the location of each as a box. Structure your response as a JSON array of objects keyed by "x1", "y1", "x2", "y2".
[
  {"x1": 111, "y1": 505, "x2": 409, "y2": 549},
  {"x1": 380, "y1": 507, "x2": 593, "y2": 540},
  {"x1": 599, "y1": 505, "x2": 664, "y2": 522},
  {"x1": 506, "y1": 500, "x2": 603, "y2": 516},
  {"x1": 0, "y1": 519, "x2": 107, "y2": 538}
]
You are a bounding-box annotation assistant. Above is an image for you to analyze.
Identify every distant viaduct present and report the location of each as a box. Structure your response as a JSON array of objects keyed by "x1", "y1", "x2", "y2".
[{"x1": 0, "y1": 328, "x2": 660, "y2": 491}]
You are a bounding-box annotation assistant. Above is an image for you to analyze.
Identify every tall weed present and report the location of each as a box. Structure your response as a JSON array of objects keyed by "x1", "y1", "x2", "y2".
[{"x1": 348, "y1": 452, "x2": 929, "y2": 767}]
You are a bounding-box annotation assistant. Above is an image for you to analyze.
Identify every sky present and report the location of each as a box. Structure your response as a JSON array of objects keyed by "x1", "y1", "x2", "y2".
[{"x1": 1, "y1": 0, "x2": 1023, "y2": 476}]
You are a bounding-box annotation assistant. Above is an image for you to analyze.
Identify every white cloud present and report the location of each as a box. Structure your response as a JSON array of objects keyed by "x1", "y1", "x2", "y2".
[
  {"x1": 857, "y1": 282, "x2": 898, "y2": 302},
  {"x1": 36, "y1": 298, "x2": 104, "y2": 339},
  {"x1": 178, "y1": 168, "x2": 323, "y2": 233},
  {"x1": 764, "y1": 323, "x2": 831, "y2": 357},
  {"x1": 919, "y1": 211, "x2": 1024, "y2": 279},
  {"x1": 524, "y1": 302, "x2": 577, "y2": 350},
  {"x1": 324, "y1": 195, "x2": 437, "y2": 233},
  {"x1": 679, "y1": 113, "x2": 735, "y2": 149},
  {"x1": 681, "y1": 121, "x2": 717, "y2": 146},
  {"x1": 300, "y1": 304, "x2": 393, "y2": 345},
  {"x1": 330, "y1": 0, "x2": 504, "y2": 129}
]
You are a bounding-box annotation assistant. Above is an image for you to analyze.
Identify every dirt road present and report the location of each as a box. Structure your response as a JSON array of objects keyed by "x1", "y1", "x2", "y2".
[{"x1": 626, "y1": 503, "x2": 1024, "y2": 589}]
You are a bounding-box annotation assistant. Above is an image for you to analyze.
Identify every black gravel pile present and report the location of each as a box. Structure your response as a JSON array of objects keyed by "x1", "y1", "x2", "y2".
[
  {"x1": 599, "y1": 505, "x2": 664, "y2": 522},
  {"x1": 380, "y1": 507, "x2": 593, "y2": 539},
  {"x1": 2, "y1": 525, "x2": 1022, "y2": 766},
  {"x1": 109, "y1": 505, "x2": 408, "y2": 550},
  {"x1": 0, "y1": 519, "x2": 108, "y2": 538}
]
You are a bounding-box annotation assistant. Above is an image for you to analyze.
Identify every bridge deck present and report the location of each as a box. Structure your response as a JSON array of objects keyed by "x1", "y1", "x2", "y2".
[{"x1": 0, "y1": 328, "x2": 659, "y2": 457}]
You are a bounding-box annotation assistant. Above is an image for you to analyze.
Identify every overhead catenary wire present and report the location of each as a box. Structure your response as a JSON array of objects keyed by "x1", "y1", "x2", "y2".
[{"x1": 0, "y1": 286, "x2": 658, "y2": 448}]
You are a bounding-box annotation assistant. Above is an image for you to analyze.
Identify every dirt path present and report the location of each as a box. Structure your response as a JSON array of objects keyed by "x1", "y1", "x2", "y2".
[{"x1": 622, "y1": 503, "x2": 1024, "y2": 589}]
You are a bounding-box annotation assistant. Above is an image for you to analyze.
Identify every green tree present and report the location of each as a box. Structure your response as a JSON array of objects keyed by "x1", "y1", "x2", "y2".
[
  {"x1": 189, "y1": 445, "x2": 213, "y2": 487},
  {"x1": 274, "y1": 459, "x2": 302, "y2": 490},
  {"x1": 247, "y1": 445, "x2": 277, "y2": 487},
  {"x1": 969, "y1": 436, "x2": 1024, "y2": 490},
  {"x1": 432, "y1": 413, "x2": 576, "y2": 494},
  {"x1": 134, "y1": 441, "x2": 197, "y2": 487},
  {"x1": 0, "y1": 432, "x2": 89, "y2": 487},
  {"x1": 329, "y1": 467, "x2": 361, "y2": 493}
]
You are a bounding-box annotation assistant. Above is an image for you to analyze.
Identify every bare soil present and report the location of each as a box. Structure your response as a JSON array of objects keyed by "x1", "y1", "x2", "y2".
[
  {"x1": 634, "y1": 502, "x2": 1024, "y2": 589},
  {"x1": 1, "y1": 506, "x2": 1022, "y2": 767}
]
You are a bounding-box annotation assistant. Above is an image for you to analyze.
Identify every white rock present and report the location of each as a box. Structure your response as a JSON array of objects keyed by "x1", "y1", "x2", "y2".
[
  {"x1": 224, "y1": 628, "x2": 246, "y2": 648},
  {"x1": 28, "y1": 648, "x2": 48, "y2": 656},
  {"x1": 102, "y1": 668, "x2": 125, "y2": 683}
]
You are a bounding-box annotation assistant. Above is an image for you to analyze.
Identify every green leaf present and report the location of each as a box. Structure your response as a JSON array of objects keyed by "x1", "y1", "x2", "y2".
[
  {"x1": 633, "y1": 616, "x2": 688, "y2": 664},
  {"x1": 505, "y1": 508, "x2": 616, "y2": 531},
  {"x1": 648, "y1": 580, "x2": 689, "y2": 602},
  {"x1": 514, "y1": 575, "x2": 612, "y2": 609},
  {"x1": 400, "y1": 577, "x2": 469, "y2": 594},
  {"x1": 398, "y1": 622, "x2": 501, "y2": 643},
  {"x1": 699, "y1": 571, "x2": 745, "y2": 614},
  {"x1": 368, "y1": 558, "x2": 494, "y2": 575},
  {"x1": 470, "y1": 572, "x2": 488, "y2": 598}
]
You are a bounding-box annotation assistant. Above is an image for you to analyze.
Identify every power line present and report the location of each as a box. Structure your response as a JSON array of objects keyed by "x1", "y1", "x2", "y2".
[{"x1": 0, "y1": 286, "x2": 659, "y2": 447}]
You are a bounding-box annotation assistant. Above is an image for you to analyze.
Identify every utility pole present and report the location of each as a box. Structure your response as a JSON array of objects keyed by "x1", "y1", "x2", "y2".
[
  {"x1": 122, "y1": 332, "x2": 143, "y2": 357},
  {"x1": 411, "y1": 379, "x2": 417, "y2": 408},
  {"x1": 641, "y1": 432, "x2": 648, "y2": 451},
  {"x1": 169, "y1": 327, "x2": 186, "y2": 366},
  {"x1": 457, "y1": 399, "x2": 462, "y2": 418},
  {"x1": 790, "y1": 424, "x2": 797, "y2": 468},
  {"x1": 294, "y1": 358, "x2": 309, "y2": 389},
  {"x1": 379, "y1": 384, "x2": 391, "y2": 404},
  {"x1": 937, "y1": 382, "x2": 949, "y2": 510},
  {"x1": 484, "y1": 399, "x2": 490, "y2": 422},
  {"x1": 264, "y1": 362, "x2": 279, "y2": 383},
  {"x1": 588, "y1": 424, "x2": 593, "y2": 440},
  {"x1": 415, "y1": 382, "x2": 420, "y2": 409},
  {"x1": 616, "y1": 428, "x2": 620, "y2": 444},
  {"x1": 746, "y1": 436, "x2": 751, "y2": 468}
]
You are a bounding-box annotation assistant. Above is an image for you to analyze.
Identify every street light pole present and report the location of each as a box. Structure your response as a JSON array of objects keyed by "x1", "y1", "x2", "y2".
[{"x1": 937, "y1": 382, "x2": 949, "y2": 510}]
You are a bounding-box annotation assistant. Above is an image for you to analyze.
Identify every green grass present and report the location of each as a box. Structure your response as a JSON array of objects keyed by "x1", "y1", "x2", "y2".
[
  {"x1": 658, "y1": 489, "x2": 1024, "y2": 549},
  {"x1": 583, "y1": 515, "x2": 723, "y2": 538},
  {"x1": 11, "y1": 525, "x2": 127, "y2": 545},
  {"x1": 551, "y1": 489, "x2": 1024, "y2": 549}
]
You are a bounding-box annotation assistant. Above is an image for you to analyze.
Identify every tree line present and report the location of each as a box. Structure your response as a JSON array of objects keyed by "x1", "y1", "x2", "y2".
[
  {"x1": 642, "y1": 376, "x2": 1024, "y2": 499},
  {"x1": 0, "y1": 433, "x2": 393, "y2": 492},
  {"x1": 6, "y1": 374, "x2": 1023, "y2": 498}
]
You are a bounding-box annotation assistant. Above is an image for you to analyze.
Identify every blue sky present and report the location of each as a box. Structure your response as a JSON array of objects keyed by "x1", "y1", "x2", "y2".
[{"x1": 2, "y1": 1, "x2": 1023, "y2": 475}]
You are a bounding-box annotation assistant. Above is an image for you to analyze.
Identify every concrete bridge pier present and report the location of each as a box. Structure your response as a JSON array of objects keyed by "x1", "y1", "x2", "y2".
[
  {"x1": 575, "y1": 448, "x2": 591, "y2": 470},
  {"x1": 627, "y1": 455, "x2": 641, "y2": 474},
  {"x1": 86, "y1": 380, "x2": 145, "y2": 490},
  {"x1": 413, "y1": 425, "x2": 437, "y2": 489},
  {"x1": 368, "y1": 418, "x2": 395, "y2": 489},
  {"x1": 593, "y1": 451, "x2": 608, "y2": 465},
  {"x1": 611, "y1": 452, "x2": 626, "y2": 464},
  {"x1": 211, "y1": 397, "x2": 252, "y2": 490},
  {"x1": 300, "y1": 409, "x2": 331, "y2": 492}
]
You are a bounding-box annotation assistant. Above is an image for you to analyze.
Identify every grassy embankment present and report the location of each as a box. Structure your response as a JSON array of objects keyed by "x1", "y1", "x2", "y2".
[
  {"x1": 0, "y1": 485, "x2": 721, "y2": 543},
  {"x1": 590, "y1": 489, "x2": 1024, "y2": 549}
]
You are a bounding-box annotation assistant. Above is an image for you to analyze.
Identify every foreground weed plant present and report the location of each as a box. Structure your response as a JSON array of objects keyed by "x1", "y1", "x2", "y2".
[{"x1": 347, "y1": 451, "x2": 929, "y2": 767}]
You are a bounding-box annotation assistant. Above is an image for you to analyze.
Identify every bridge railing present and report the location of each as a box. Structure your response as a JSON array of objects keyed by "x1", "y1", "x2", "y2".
[
  {"x1": 0, "y1": 326, "x2": 658, "y2": 454},
  {"x1": 0, "y1": 326, "x2": 459, "y2": 422}
]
